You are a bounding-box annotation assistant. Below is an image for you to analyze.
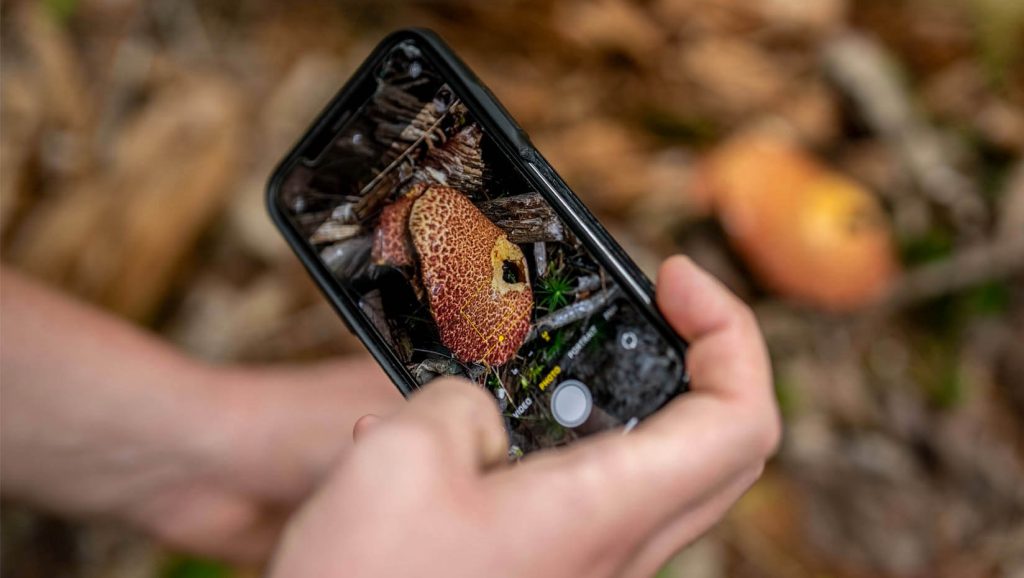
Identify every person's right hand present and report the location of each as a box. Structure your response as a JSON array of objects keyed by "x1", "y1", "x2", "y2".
[{"x1": 268, "y1": 256, "x2": 781, "y2": 578}]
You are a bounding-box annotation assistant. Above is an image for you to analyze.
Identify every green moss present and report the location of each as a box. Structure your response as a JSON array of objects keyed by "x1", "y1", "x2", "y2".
[
  {"x1": 899, "y1": 229, "x2": 954, "y2": 267},
  {"x1": 541, "y1": 329, "x2": 567, "y2": 363},
  {"x1": 913, "y1": 338, "x2": 966, "y2": 409},
  {"x1": 161, "y1": 557, "x2": 235, "y2": 578},
  {"x1": 963, "y1": 280, "x2": 1011, "y2": 316},
  {"x1": 42, "y1": 0, "x2": 79, "y2": 23},
  {"x1": 520, "y1": 363, "x2": 545, "y2": 390},
  {"x1": 773, "y1": 371, "x2": 800, "y2": 419},
  {"x1": 971, "y1": 0, "x2": 1024, "y2": 89},
  {"x1": 639, "y1": 109, "x2": 720, "y2": 145}
]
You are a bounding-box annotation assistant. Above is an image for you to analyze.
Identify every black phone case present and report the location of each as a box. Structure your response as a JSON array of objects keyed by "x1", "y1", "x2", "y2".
[{"x1": 266, "y1": 28, "x2": 688, "y2": 397}]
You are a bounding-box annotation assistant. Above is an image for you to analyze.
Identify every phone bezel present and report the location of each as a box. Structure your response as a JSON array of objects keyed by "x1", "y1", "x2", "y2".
[{"x1": 266, "y1": 28, "x2": 688, "y2": 398}]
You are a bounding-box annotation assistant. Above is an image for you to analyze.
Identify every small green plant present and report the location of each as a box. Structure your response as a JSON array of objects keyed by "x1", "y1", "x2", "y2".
[
  {"x1": 44, "y1": 0, "x2": 79, "y2": 23},
  {"x1": 486, "y1": 372, "x2": 502, "y2": 391},
  {"x1": 586, "y1": 323, "x2": 606, "y2": 352},
  {"x1": 541, "y1": 329, "x2": 567, "y2": 363},
  {"x1": 520, "y1": 363, "x2": 545, "y2": 389},
  {"x1": 161, "y1": 556, "x2": 234, "y2": 578},
  {"x1": 537, "y1": 271, "x2": 574, "y2": 311}
]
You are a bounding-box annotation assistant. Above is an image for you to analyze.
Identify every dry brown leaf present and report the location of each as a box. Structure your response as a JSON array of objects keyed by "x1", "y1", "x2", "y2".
[
  {"x1": 772, "y1": 81, "x2": 841, "y2": 146},
  {"x1": 9, "y1": 73, "x2": 244, "y2": 321},
  {"x1": 678, "y1": 37, "x2": 791, "y2": 117},
  {"x1": 652, "y1": 0, "x2": 761, "y2": 35},
  {"x1": 479, "y1": 64, "x2": 563, "y2": 128},
  {"x1": 554, "y1": 0, "x2": 666, "y2": 61},
  {"x1": 753, "y1": 0, "x2": 847, "y2": 36},
  {"x1": 533, "y1": 119, "x2": 654, "y2": 214},
  {"x1": 17, "y1": 4, "x2": 93, "y2": 134},
  {"x1": 0, "y1": 67, "x2": 45, "y2": 235},
  {"x1": 656, "y1": 0, "x2": 845, "y2": 37}
]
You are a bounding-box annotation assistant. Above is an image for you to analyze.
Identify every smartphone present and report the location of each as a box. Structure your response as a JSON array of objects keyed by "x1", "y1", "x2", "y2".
[{"x1": 267, "y1": 29, "x2": 688, "y2": 456}]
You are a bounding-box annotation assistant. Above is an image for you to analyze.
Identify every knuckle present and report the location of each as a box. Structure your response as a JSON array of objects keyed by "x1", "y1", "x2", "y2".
[
  {"x1": 732, "y1": 404, "x2": 782, "y2": 461},
  {"x1": 733, "y1": 300, "x2": 760, "y2": 333}
]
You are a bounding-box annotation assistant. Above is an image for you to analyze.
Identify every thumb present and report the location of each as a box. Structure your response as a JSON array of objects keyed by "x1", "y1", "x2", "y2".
[
  {"x1": 655, "y1": 255, "x2": 772, "y2": 402},
  {"x1": 509, "y1": 256, "x2": 779, "y2": 547}
]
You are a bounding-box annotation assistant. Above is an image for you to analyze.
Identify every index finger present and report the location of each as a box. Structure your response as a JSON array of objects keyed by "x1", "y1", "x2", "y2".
[{"x1": 364, "y1": 378, "x2": 510, "y2": 474}]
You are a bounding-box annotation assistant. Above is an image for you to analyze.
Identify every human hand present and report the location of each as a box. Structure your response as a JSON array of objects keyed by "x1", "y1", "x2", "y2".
[
  {"x1": 268, "y1": 256, "x2": 780, "y2": 577},
  {"x1": 0, "y1": 268, "x2": 403, "y2": 563},
  {"x1": 122, "y1": 358, "x2": 404, "y2": 562}
]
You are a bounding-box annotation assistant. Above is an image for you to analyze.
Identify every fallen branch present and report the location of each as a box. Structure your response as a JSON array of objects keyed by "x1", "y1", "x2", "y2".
[
  {"x1": 533, "y1": 242, "x2": 547, "y2": 278},
  {"x1": 355, "y1": 96, "x2": 461, "y2": 218},
  {"x1": 478, "y1": 192, "x2": 566, "y2": 243},
  {"x1": 319, "y1": 235, "x2": 372, "y2": 279},
  {"x1": 412, "y1": 122, "x2": 485, "y2": 194},
  {"x1": 876, "y1": 234, "x2": 1024, "y2": 313},
  {"x1": 575, "y1": 274, "x2": 603, "y2": 294},
  {"x1": 825, "y1": 34, "x2": 988, "y2": 239},
  {"x1": 527, "y1": 286, "x2": 620, "y2": 341}
]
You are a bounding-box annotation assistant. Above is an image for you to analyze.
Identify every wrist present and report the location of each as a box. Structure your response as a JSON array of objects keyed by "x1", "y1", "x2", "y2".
[
  {"x1": 0, "y1": 339, "x2": 218, "y2": 522},
  {"x1": 104, "y1": 355, "x2": 230, "y2": 524},
  {"x1": 195, "y1": 359, "x2": 401, "y2": 502}
]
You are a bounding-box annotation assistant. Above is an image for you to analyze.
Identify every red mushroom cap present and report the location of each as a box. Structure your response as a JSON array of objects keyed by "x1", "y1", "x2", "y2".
[{"x1": 408, "y1": 186, "x2": 534, "y2": 366}]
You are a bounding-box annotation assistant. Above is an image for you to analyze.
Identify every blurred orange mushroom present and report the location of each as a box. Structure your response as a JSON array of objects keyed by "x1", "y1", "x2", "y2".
[{"x1": 694, "y1": 134, "x2": 900, "y2": 311}]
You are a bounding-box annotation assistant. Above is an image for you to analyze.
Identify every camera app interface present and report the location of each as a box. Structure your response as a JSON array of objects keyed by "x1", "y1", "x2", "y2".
[{"x1": 278, "y1": 39, "x2": 684, "y2": 455}]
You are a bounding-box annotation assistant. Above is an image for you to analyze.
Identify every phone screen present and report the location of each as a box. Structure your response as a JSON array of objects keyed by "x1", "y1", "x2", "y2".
[{"x1": 276, "y1": 39, "x2": 684, "y2": 454}]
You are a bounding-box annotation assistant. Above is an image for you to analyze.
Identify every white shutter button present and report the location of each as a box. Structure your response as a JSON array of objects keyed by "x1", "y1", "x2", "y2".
[{"x1": 550, "y1": 380, "x2": 593, "y2": 428}]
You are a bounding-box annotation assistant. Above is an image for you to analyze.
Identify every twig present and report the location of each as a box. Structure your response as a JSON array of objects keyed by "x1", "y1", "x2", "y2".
[
  {"x1": 533, "y1": 243, "x2": 547, "y2": 278},
  {"x1": 319, "y1": 235, "x2": 372, "y2": 278},
  {"x1": 875, "y1": 234, "x2": 1024, "y2": 314},
  {"x1": 575, "y1": 274, "x2": 602, "y2": 294},
  {"x1": 358, "y1": 98, "x2": 459, "y2": 199},
  {"x1": 824, "y1": 33, "x2": 988, "y2": 239},
  {"x1": 310, "y1": 221, "x2": 361, "y2": 245},
  {"x1": 411, "y1": 356, "x2": 464, "y2": 383},
  {"x1": 412, "y1": 123, "x2": 485, "y2": 193},
  {"x1": 526, "y1": 286, "x2": 620, "y2": 341},
  {"x1": 478, "y1": 192, "x2": 566, "y2": 243}
]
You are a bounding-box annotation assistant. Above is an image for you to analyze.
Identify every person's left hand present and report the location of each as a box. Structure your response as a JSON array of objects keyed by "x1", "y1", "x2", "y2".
[
  {"x1": 122, "y1": 359, "x2": 404, "y2": 562},
  {"x1": 1, "y1": 267, "x2": 403, "y2": 564}
]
